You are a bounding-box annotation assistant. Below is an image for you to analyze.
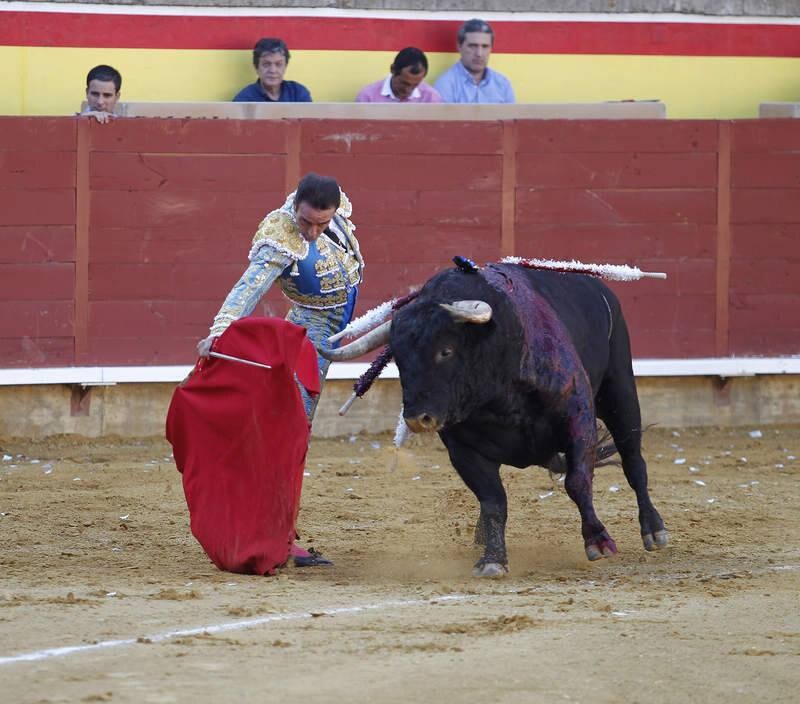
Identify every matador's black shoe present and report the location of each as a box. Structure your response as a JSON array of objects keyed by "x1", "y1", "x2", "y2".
[{"x1": 291, "y1": 545, "x2": 333, "y2": 567}]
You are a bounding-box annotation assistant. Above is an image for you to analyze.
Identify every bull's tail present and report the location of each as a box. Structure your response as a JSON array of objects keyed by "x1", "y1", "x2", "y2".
[
  {"x1": 546, "y1": 423, "x2": 620, "y2": 477},
  {"x1": 594, "y1": 426, "x2": 621, "y2": 468}
]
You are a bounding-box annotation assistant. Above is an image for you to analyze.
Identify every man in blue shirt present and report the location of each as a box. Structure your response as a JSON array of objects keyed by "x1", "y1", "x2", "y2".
[
  {"x1": 233, "y1": 38, "x2": 312, "y2": 102},
  {"x1": 434, "y1": 19, "x2": 515, "y2": 104}
]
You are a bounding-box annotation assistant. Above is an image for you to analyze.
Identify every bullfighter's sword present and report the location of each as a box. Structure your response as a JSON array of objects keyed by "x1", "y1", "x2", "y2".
[{"x1": 208, "y1": 351, "x2": 272, "y2": 370}]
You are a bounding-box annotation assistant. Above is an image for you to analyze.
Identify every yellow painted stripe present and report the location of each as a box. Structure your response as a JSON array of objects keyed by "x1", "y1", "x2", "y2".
[{"x1": 2, "y1": 47, "x2": 799, "y2": 118}]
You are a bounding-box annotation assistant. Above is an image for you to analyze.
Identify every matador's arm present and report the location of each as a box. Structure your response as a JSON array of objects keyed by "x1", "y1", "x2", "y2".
[
  {"x1": 202, "y1": 209, "x2": 309, "y2": 346},
  {"x1": 208, "y1": 245, "x2": 292, "y2": 337}
]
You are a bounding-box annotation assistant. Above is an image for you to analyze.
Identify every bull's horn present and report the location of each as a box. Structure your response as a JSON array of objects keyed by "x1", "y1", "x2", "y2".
[
  {"x1": 440, "y1": 300, "x2": 492, "y2": 324},
  {"x1": 318, "y1": 321, "x2": 392, "y2": 361}
]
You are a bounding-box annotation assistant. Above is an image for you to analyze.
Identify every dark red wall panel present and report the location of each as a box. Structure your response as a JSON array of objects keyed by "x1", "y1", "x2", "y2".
[
  {"x1": 727, "y1": 121, "x2": 800, "y2": 355},
  {"x1": 0, "y1": 117, "x2": 797, "y2": 367}
]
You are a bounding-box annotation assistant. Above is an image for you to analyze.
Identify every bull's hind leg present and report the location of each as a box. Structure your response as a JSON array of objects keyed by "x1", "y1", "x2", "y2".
[
  {"x1": 442, "y1": 436, "x2": 508, "y2": 577},
  {"x1": 595, "y1": 324, "x2": 669, "y2": 551}
]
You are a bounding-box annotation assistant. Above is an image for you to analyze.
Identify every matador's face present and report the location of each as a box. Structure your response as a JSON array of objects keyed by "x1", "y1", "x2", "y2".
[{"x1": 294, "y1": 201, "x2": 336, "y2": 243}]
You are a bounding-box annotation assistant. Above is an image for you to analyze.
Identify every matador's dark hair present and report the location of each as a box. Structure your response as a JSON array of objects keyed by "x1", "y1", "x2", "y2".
[{"x1": 294, "y1": 173, "x2": 341, "y2": 211}]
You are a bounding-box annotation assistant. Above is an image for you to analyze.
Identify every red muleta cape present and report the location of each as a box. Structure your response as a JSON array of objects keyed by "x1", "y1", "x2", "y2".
[{"x1": 166, "y1": 317, "x2": 320, "y2": 575}]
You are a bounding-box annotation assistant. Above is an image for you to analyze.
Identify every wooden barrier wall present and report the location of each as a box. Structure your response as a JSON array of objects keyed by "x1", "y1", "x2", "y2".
[{"x1": 0, "y1": 117, "x2": 798, "y2": 368}]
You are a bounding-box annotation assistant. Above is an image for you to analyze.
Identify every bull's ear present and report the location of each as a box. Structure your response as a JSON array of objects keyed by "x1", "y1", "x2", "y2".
[{"x1": 440, "y1": 300, "x2": 492, "y2": 324}]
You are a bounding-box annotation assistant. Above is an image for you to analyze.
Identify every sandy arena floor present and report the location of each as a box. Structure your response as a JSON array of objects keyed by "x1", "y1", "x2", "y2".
[{"x1": 1, "y1": 425, "x2": 799, "y2": 703}]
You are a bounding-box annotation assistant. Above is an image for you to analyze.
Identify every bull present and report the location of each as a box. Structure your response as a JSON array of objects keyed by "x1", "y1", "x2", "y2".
[{"x1": 323, "y1": 260, "x2": 669, "y2": 577}]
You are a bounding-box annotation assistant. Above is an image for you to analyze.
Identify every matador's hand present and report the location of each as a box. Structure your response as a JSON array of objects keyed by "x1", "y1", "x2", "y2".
[{"x1": 196, "y1": 335, "x2": 217, "y2": 358}]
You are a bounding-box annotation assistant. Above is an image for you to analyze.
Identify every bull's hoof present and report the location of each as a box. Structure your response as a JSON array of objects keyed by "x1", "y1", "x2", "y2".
[
  {"x1": 472, "y1": 562, "x2": 508, "y2": 578},
  {"x1": 642, "y1": 529, "x2": 670, "y2": 551},
  {"x1": 585, "y1": 538, "x2": 618, "y2": 561}
]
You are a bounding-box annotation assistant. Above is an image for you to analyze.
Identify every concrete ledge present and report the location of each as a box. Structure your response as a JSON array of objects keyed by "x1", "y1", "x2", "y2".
[
  {"x1": 2, "y1": 375, "x2": 800, "y2": 440},
  {"x1": 111, "y1": 101, "x2": 667, "y2": 120},
  {"x1": 759, "y1": 102, "x2": 800, "y2": 118}
]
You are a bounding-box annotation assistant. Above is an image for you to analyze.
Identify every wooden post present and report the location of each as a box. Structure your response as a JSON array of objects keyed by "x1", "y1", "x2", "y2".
[
  {"x1": 715, "y1": 121, "x2": 732, "y2": 357},
  {"x1": 74, "y1": 119, "x2": 90, "y2": 363},
  {"x1": 501, "y1": 120, "x2": 517, "y2": 258}
]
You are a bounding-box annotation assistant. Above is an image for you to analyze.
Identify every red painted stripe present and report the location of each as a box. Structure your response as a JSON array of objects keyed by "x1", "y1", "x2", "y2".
[{"x1": 1, "y1": 11, "x2": 800, "y2": 57}]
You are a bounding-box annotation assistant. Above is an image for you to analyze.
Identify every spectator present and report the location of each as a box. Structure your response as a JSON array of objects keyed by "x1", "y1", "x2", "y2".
[
  {"x1": 434, "y1": 19, "x2": 515, "y2": 104},
  {"x1": 355, "y1": 47, "x2": 442, "y2": 103},
  {"x1": 80, "y1": 65, "x2": 122, "y2": 124},
  {"x1": 233, "y1": 38, "x2": 312, "y2": 102}
]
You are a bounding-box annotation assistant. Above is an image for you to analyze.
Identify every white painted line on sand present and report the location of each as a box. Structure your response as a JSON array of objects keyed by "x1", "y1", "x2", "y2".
[
  {"x1": 0, "y1": 594, "x2": 470, "y2": 666},
  {"x1": 2, "y1": 563, "x2": 797, "y2": 667}
]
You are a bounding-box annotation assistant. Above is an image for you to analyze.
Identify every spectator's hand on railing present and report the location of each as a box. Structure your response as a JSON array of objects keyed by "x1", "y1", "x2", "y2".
[{"x1": 82, "y1": 110, "x2": 117, "y2": 124}]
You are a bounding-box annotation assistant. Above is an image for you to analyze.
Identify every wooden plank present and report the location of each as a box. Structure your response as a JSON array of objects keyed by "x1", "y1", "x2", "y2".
[
  {"x1": 624, "y1": 258, "x2": 717, "y2": 295},
  {"x1": 298, "y1": 153, "x2": 502, "y2": 191},
  {"x1": 362, "y1": 226, "x2": 501, "y2": 265},
  {"x1": 0, "y1": 263, "x2": 74, "y2": 300},
  {"x1": 343, "y1": 189, "x2": 421, "y2": 227},
  {"x1": 0, "y1": 337, "x2": 75, "y2": 367},
  {"x1": 0, "y1": 118, "x2": 76, "y2": 151},
  {"x1": 728, "y1": 293, "x2": 800, "y2": 328},
  {"x1": 715, "y1": 122, "x2": 731, "y2": 357},
  {"x1": 88, "y1": 190, "x2": 276, "y2": 229},
  {"x1": 352, "y1": 188, "x2": 500, "y2": 228},
  {"x1": 0, "y1": 151, "x2": 76, "y2": 190},
  {"x1": 0, "y1": 226, "x2": 76, "y2": 263},
  {"x1": 617, "y1": 293, "x2": 716, "y2": 330},
  {"x1": 729, "y1": 328, "x2": 800, "y2": 356},
  {"x1": 88, "y1": 118, "x2": 290, "y2": 154},
  {"x1": 89, "y1": 153, "x2": 286, "y2": 192},
  {"x1": 731, "y1": 224, "x2": 800, "y2": 259},
  {"x1": 516, "y1": 120, "x2": 718, "y2": 153},
  {"x1": 731, "y1": 188, "x2": 800, "y2": 223},
  {"x1": 302, "y1": 120, "x2": 503, "y2": 155},
  {"x1": 514, "y1": 224, "x2": 717, "y2": 260},
  {"x1": 516, "y1": 188, "x2": 716, "y2": 225},
  {"x1": 516, "y1": 152, "x2": 717, "y2": 189},
  {"x1": 416, "y1": 190, "x2": 501, "y2": 228},
  {"x1": 732, "y1": 120, "x2": 800, "y2": 152},
  {"x1": 732, "y1": 153, "x2": 800, "y2": 188},
  {"x1": 629, "y1": 329, "x2": 716, "y2": 358},
  {"x1": 0, "y1": 189, "x2": 75, "y2": 226},
  {"x1": 88, "y1": 300, "x2": 219, "y2": 337},
  {"x1": 86, "y1": 336, "x2": 201, "y2": 366},
  {"x1": 89, "y1": 263, "x2": 245, "y2": 300},
  {"x1": 89, "y1": 225, "x2": 249, "y2": 264},
  {"x1": 730, "y1": 258, "x2": 798, "y2": 294},
  {"x1": 0, "y1": 300, "x2": 74, "y2": 337}
]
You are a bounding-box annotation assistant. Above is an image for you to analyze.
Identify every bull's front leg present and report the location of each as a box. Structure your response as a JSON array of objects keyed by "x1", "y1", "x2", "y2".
[
  {"x1": 442, "y1": 434, "x2": 508, "y2": 577},
  {"x1": 564, "y1": 434, "x2": 618, "y2": 562}
]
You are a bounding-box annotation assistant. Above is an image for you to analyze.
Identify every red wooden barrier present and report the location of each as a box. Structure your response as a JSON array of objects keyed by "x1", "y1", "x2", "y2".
[{"x1": 0, "y1": 116, "x2": 797, "y2": 368}]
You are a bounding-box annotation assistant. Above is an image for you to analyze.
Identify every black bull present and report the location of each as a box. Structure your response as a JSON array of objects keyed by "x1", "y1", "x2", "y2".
[{"x1": 330, "y1": 262, "x2": 669, "y2": 577}]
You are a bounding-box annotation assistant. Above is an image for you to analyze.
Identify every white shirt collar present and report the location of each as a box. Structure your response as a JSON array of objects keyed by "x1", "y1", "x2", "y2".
[{"x1": 380, "y1": 75, "x2": 422, "y2": 101}]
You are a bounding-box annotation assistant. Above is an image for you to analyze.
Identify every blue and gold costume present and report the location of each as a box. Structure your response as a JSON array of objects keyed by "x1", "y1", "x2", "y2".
[{"x1": 209, "y1": 190, "x2": 363, "y2": 418}]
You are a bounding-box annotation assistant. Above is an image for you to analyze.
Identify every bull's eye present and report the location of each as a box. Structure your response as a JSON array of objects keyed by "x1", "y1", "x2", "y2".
[{"x1": 435, "y1": 346, "x2": 454, "y2": 363}]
